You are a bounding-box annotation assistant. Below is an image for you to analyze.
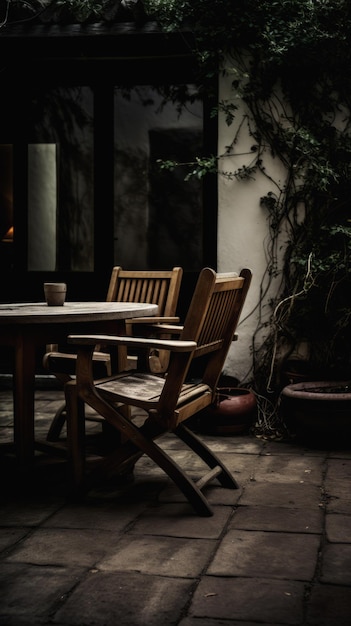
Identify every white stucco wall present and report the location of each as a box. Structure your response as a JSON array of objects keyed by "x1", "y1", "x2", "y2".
[{"x1": 217, "y1": 73, "x2": 287, "y2": 383}]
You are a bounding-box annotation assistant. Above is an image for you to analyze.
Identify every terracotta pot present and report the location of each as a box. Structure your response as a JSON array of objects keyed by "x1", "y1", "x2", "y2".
[
  {"x1": 280, "y1": 380, "x2": 351, "y2": 444},
  {"x1": 199, "y1": 387, "x2": 257, "y2": 435}
]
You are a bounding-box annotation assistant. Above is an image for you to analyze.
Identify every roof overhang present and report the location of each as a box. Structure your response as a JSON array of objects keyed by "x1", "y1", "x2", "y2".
[{"x1": 0, "y1": 22, "x2": 198, "y2": 83}]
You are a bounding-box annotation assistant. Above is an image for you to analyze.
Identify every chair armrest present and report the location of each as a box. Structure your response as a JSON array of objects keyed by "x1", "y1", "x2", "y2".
[
  {"x1": 68, "y1": 334, "x2": 196, "y2": 353},
  {"x1": 148, "y1": 323, "x2": 184, "y2": 334},
  {"x1": 126, "y1": 316, "x2": 180, "y2": 324}
]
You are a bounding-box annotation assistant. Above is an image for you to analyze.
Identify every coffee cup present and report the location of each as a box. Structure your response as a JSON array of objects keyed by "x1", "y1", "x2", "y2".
[{"x1": 44, "y1": 282, "x2": 67, "y2": 306}]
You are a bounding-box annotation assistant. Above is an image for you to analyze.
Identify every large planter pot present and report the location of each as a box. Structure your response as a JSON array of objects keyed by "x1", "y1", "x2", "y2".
[
  {"x1": 279, "y1": 380, "x2": 351, "y2": 445},
  {"x1": 281, "y1": 359, "x2": 317, "y2": 386},
  {"x1": 198, "y1": 387, "x2": 257, "y2": 435}
]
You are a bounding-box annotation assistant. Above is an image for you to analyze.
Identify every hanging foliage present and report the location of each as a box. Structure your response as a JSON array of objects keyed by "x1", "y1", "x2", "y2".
[{"x1": 144, "y1": 0, "x2": 351, "y2": 409}]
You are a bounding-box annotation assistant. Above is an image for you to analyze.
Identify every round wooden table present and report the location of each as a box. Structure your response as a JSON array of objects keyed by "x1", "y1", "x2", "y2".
[{"x1": 0, "y1": 301, "x2": 158, "y2": 466}]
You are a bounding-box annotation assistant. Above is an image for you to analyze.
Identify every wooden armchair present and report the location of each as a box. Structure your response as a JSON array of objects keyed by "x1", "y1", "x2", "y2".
[
  {"x1": 65, "y1": 267, "x2": 252, "y2": 516},
  {"x1": 43, "y1": 266, "x2": 183, "y2": 441}
]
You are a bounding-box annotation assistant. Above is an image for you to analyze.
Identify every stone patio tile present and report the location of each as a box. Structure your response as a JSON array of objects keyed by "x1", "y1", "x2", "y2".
[
  {"x1": 130, "y1": 503, "x2": 233, "y2": 539},
  {"x1": 324, "y1": 478, "x2": 351, "y2": 502},
  {"x1": 320, "y1": 544, "x2": 351, "y2": 585},
  {"x1": 42, "y1": 500, "x2": 148, "y2": 531},
  {"x1": 229, "y1": 505, "x2": 323, "y2": 533},
  {"x1": 326, "y1": 458, "x2": 351, "y2": 481},
  {"x1": 0, "y1": 563, "x2": 83, "y2": 624},
  {"x1": 1, "y1": 388, "x2": 351, "y2": 626},
  {"x1": 207, "y1": 530, "x2": 319, "y2": 580},
  {"x1": 0, "y1": 497, "x2": 64, "y2": 526},
  {"x1": 251, "y1": 454, "x2": 324, "y2": 484},
  {"x1": 154, "y1": 447, "x2": 259, "y2": 485},
  {"x1": 152, "y1": 448, "x2": 207, "y2": 471},
  {"x1": 306, "y1": 583, "x2": 351, "y2": 625},
  {"x1": 0, "y1": 396, "x2": 14, "y2": 413},
  {"x1": 200, "y1": 484, "x2": 242, "y2": 506},
  {"x1": 178, "y1": 616, "x2": 284, "y2": 626},
  {"x1": 193, "y1": 435, "x2": 264, "y2": 455},
  {"x1": 4, "y1": 528, "x2": 123, "y2": 568},
  {"x1": 325, "y1": 460, "x2": 351, "y2": 494},
  {"x1": 239, "y1": 481, "x2": 323, "y2": 508},
  {"x1": 262, "y1": 440, "x2": 328, "y2": 457},
  {"x1": 325, "y1": 512, "x2": 351, "y2": 542},
  {"x1": 1, "y1": 420, "x2": 13, "y2": 437},
  {"x1": 324, "y1": 460, "x2": 351, "y2": 507},
  {"x1": 0, "y1": 528, "x2": 30, "y2": 552},
  {"x1": 328, "y1": 449, "x2": 351, "y2": 460},
  {"x1": 207, "y1": 451, "x2": 260, "y2": 481},
  {"x1": 326, "y1": 496, "x2": 351, "y2": 514},
  {"x1": 188, "y1": 576, "x2": 304, "y2": 623},
  {"x1": 158, "y1": 482, "x2": 242, "y2": 508},
  {"x1": 98, "y1": 535, "x2": 215, "y2": 577},
  {"x1": 53, "y1": 571, "x2": 193, "y2": 625},
  {"x1": 157, "y1": 431, "x2": 264, "y2": 456},
  {"x1": 81, "y1": 472, "x2": 167, "y2": 506}
]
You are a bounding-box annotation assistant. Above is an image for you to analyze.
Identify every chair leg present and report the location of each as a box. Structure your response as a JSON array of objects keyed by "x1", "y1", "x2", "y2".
[
  {"x1": 103, "y1": 425, "x2": 215, "y2": 516},
  {"x1": 175, "y1": 423, "x2": 239, "y2": 489},
  {"x1": 65, "y1": 382, "x2": 87, "y2": 494},
  {"x1": 101, "y1": 416, "x2": 216, "y2": 516},
  {"x1": 46, "y1": 402, "x2": 67, "y2": 441},
  {"x1": 65, "y1": 388, "x2": 222, "y2": 515},
  {"x1": 146, "y1": 441, "x2": 215, "y2": 516},
  {"x1": 46, "y1": 397, "x2": 98, "y2": 443}
]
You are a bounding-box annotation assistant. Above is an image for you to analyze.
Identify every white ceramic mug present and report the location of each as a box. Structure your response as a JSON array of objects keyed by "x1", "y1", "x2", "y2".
[{"x1": 44, "y1": 282, "x2": 67, "y2": 306}]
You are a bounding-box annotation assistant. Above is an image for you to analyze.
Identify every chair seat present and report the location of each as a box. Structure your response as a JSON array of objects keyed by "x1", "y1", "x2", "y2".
[{"x1": 95, "y1": 373, "x2": 211, "y2": 409}]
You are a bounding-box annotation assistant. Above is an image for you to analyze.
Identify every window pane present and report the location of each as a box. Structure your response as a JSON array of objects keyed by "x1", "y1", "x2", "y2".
[
  {"x1": 28, "y1": 144, "x2": 57, "y2": 271},
  {"x1": 114, "y1": 86, "x2": 203, "y2": 270},
  {"x1": 29, "y1": 87, "x2": 94, "y2": 271}
]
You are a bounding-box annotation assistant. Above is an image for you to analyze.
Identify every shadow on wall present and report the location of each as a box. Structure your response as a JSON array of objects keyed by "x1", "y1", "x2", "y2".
[{"x1": 115, "y1": 127, "x2": 204, "y2": 272}]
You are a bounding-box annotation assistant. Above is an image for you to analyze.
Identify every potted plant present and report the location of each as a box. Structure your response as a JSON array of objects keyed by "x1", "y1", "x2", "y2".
[{"x1": 195, "y1": 375, "x2": 258, "y2": 436}]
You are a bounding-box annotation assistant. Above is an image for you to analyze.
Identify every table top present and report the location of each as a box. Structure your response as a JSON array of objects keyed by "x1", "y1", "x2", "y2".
[{"x1": 0, "y1": 301, "x2": 159, "y2": 324}]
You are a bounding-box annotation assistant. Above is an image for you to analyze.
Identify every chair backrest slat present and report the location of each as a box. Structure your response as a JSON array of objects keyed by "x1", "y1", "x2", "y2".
[
  {"x1": 158, "y1": 268, "x2": 252, "y2": 414},
  {"x1": 108, "y1": 267, "x2": 183, "y2": 317}
]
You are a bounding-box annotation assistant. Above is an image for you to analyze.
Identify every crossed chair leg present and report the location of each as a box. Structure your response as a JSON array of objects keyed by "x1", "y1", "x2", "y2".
[{"x1": 65, "y1": 381, "x2": 239, "y2": 516}]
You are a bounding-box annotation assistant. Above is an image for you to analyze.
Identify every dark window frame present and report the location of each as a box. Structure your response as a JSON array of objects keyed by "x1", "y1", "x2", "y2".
[{"x1": 0, "y1": 22, "x2": 217, "y2": 302}]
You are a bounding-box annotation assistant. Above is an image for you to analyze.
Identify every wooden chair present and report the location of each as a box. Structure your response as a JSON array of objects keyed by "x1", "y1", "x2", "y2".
[
  {"x1": 43, "y1": 266, "x2": 183, "y2": 441},
  {"x1": 64, "y1": 267, "x2": 252, "y2": 516}
]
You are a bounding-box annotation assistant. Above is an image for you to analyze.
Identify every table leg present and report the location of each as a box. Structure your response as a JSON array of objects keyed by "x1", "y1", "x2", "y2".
[{"x1": 13, "y1": 333, "x2": 36, "y2": 466}]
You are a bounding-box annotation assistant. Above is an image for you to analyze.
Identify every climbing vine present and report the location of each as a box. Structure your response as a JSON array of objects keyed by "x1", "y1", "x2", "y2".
[{"x1": 144, "y1": 0, "x2": 351, "y2": 420}]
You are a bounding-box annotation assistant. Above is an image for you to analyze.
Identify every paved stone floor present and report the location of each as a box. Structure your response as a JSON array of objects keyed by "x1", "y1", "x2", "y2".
[{"x1": 0, "y1": 383, "x2": 351, "y2": 625}]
